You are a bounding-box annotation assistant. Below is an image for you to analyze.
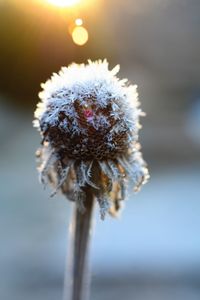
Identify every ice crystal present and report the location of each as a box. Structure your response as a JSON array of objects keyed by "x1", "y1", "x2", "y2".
[{"x1": 34, "y1": 59, "x2": 149, "y2": 219}]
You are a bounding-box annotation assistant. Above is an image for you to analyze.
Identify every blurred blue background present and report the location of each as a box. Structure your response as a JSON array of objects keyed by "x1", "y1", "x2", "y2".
[{"x1": 0, "y1": 0, "x2": 200, "y2": 299}]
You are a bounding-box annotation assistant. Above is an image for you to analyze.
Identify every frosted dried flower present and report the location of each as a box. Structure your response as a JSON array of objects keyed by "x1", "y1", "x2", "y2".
[{"x1": 34, "y1": 59, "x2": 149, "y2": 219}]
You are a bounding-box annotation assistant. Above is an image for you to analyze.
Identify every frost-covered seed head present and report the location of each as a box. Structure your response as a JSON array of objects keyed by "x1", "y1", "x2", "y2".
[{"x1": 34, "y1": 59, "x2": 149, "y2": 219}]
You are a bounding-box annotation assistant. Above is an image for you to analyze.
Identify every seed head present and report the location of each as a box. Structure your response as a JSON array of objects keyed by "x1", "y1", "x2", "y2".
[{"x1": 34, "y1": 59, "x2": 149, "y2": 219}]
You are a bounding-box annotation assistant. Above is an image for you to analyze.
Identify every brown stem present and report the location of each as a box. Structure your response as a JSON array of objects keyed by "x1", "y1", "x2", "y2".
[{"x1": 64, "y1": 189, "x2": 94, "y2": 300}]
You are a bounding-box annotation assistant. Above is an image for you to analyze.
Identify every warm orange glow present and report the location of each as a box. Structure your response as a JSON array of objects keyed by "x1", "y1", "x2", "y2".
[
  {"x1": 47, "y1": 0, "x2": 81, "y2": 7},
  {"x1": 75, "y1": 18, "x2": 83, "y2": 26},
  {"x1": 72, "y1": 26, "x2": 88, "y2": 46}
]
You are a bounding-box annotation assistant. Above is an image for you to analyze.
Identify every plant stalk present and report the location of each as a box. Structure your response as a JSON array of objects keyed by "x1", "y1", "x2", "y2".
[{"x1": 64, "y1": 189, "x2": 94, "y2": 300}]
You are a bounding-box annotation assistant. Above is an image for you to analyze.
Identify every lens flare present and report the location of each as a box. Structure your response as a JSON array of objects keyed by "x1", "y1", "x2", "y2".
[
  {"x1": 75, "y1": 18, "x2": 83, "y2": 26},
  {"x1": 47, "y1": 0, "x2": 81, "y2": 7},
  {"x1": 72, "y1": 26, "x2": 88, "y2": 46}
]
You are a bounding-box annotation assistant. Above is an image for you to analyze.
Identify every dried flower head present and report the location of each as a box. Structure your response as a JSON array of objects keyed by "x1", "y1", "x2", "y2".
[{"x1": 34, "y1": 59, "x2": 149, "y2": 219}]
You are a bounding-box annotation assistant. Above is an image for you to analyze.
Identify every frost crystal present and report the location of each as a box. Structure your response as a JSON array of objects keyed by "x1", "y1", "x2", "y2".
[{"x1": 34, "y1": 59, "x2": 149, "y2": 219}]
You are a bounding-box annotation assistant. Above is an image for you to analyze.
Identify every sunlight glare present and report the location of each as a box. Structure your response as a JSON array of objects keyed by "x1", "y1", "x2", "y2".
[{"x1": 47, "y1": 0, "x2": 81, "y2": 7}]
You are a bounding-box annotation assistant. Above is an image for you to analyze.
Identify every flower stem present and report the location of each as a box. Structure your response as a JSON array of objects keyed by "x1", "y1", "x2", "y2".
[{"x1": 64, "y1": 189, "x2": 94, "y2": 300}]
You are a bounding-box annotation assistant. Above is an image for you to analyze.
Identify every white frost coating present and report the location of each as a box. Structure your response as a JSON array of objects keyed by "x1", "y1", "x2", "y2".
[
  {"x1": 34, "y1": 59, "x2": 149, "y2": 219},
  {"x1": 34, "y1": 59, "x2": 139, "y2": 129}
]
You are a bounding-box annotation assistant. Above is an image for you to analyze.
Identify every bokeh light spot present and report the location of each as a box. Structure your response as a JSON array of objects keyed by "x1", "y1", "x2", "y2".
[
  {"x1": 72, "y1": 26, "x2": 88, "y2": 46},
  {"x1": 75, "y1": 18, "x2": 83, "y2": 26}
]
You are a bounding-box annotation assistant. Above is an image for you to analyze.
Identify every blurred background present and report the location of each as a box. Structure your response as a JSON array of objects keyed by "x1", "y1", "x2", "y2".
[{"x1": 0, "y1": 0, "x2": 200, "y2": 299}]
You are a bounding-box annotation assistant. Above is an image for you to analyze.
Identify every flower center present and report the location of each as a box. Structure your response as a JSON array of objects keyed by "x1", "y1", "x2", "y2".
[{"x1": 83, "y1": 108, "x2": 93, "y2": 119}]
